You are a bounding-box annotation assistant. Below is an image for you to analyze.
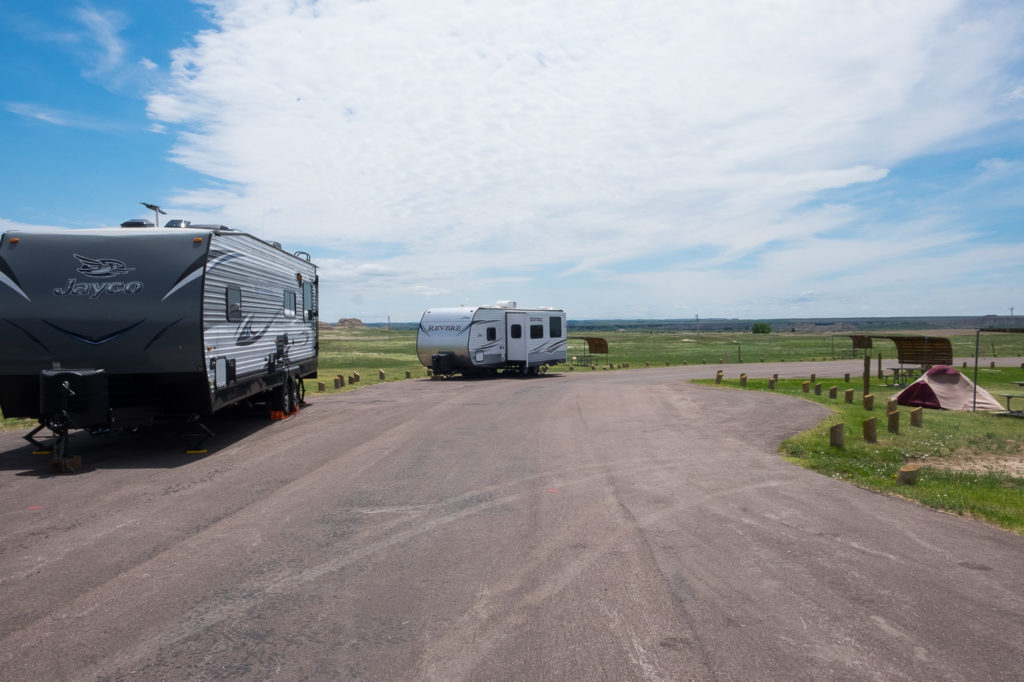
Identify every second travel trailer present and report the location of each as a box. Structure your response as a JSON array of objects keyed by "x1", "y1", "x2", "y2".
[{"x1": 417, "y1": 302, "x2": 566, "y2": 376}]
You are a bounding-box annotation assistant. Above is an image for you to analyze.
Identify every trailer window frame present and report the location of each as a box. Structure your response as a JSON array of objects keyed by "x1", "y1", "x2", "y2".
[
  {"x1": 510, "y1": 324, "x2": 522, "y2": 339},
  {"x1": 549, "y1": 317, "x2": 562, "y2": 338},
  {"x1": 302, "y1": 281, "x2": 314, "y2": 320},
  {"x1": 530, "y1": 324, "x2": 544, "y2": 339},
  {"x1": 226, "y1": 286, "x2": 242, "y2": 322},
  {"x1": 284, "y1": 290, "x2": 297, "y2": 318},
  {"x1": 486, "y1": 327, "x2": 496, "y2": 341}
]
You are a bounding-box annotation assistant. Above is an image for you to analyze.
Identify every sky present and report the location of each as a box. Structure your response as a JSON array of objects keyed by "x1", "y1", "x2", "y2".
[{"x1": 2, "y1": 0, "x2": 1023, "y2": 323}]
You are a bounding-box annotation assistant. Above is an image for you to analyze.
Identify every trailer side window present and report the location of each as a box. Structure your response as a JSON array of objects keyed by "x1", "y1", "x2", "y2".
[
  {"x1": 226, "y1": 287, "x2": 242, "y2": 322},
  {"x1": 549, "y1": 317, "x2": 562, "y2": 338},
  {"x1": 510, "y1": 324, "x2": 522, "y2": 339},
  {"x1": 487, "y1": 327, "x2": 496, "y2": 341},
  {"x1": 284, "y1": 290, "x2": 297, "y2": 317},
  {"x1": 530, "y1": 324, "x2": 544, "y2": 339},
  {"x1": 302, "y1": 281, "x2": 314, "y2": 320}
]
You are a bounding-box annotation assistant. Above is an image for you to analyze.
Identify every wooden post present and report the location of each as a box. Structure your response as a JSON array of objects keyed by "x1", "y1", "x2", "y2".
[
  {"x1": 802, "y1": 381, "x2": 810, "y2": 393},
  {"x1": 814, "y1": 383, "x2": 822, "y2": 396},
  {"x1": 863, "y1": 417, "x2": 877, "y2": 443},
  {"x1": 887, "y1": 397, "x2": 898, "y2": 414},
  {"x1": 810, "y1": 372, "x2": 816, "y2": 383},
  {"x1": 353, "y1": 371, "x2": 360, "y2": 383},
  {"x1": 768, "y1": 378, "x2": 776, "y2": 390},
  {"x1": 333, "y1": 377, "x2": 342, "y2": 389},
  {"x1": 405, "y1": 369, "x2": 411, "y2": 379},
  {"x1": 772, "y1": 373, "x2": 779, "y2": 382},
  {"x1": 844, "y1": 372, "x2": 850, "y2": 383},
  {"x1": 910, "y1": 407, "x2": 923, "y2": 427},
  {"x1": 897, "y1": 464, "x2": 921, "y2": 485},
  {"x1": 829, "y1": 423, "x2": 844, "y2": 448},
  {"x1": 715, "y1": 370, "x2": 723, "y2": 384},
  {"x1": 378, "y1": 369, "x2": 386, "y2": 381},
  {"x1": 317, "y1": 382, "x2": 326, "y2": 392},
  {"x1": 739, "y1": 373, "x2": 747, "y2": 387},
  {"x1": 863, "y1": 355, "x2": 871, "y2": 397},
  {"x1": 828, "y1": 386, "x2": 837, "y2": 399},
  {"x1": 877, "y1": 352, "x2": 883, "y2": 380},
  {"x1": 863, "y1": 394, "x2": 874, "y2": 411},
  {"x1": 844, "y1": 388, "x2": 854, "y2": 404},
  {"x1": 887, "y1": 410, "x2": 899, "y2": 434}
]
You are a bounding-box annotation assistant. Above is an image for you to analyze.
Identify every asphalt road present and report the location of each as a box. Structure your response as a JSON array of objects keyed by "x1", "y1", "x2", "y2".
[{"x1": 1, "y1": 362, "x2": 1022, "y2": 681}]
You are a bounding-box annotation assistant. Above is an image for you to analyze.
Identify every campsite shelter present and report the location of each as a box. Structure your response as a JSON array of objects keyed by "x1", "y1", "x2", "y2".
[
  {"x1": 568, "y1": 337, "x2": 608, "y2": 366},
  {"x1": 894, "y1": 366, "x2": 1003, "y2": 411},
  {"x1": 841, "y1": 335, "x2": 953, "y2": 366}
]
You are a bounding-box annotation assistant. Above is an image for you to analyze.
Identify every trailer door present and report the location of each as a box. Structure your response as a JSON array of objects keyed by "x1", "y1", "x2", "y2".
[{"x1": 506, "y1": 312, "x2": 528, "y2": 364}]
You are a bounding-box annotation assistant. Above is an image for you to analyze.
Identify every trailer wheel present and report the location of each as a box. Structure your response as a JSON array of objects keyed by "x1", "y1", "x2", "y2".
[
  {"x1": 270, "y1": 381, "x2": 289, "y2": 414},
  {"x1": 285, "y1": 376, "x2": 298, "y2": 414}
]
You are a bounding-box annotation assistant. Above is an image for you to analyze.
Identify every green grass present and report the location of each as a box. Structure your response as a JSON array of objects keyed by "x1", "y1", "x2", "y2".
[
  {"x1": 701, "y1": 367, "x2": 1024, "y2": 533},
  {"x1": 567, "y1": 328, "x2": 1024, "y2": 367}
]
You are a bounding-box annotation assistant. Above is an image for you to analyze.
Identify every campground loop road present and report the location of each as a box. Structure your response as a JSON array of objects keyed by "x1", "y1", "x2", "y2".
[{"x1": 1, "y1": 361, "x2": 1022, "y2": 680}]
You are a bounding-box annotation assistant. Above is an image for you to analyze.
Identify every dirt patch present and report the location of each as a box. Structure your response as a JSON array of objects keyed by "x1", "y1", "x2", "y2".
[{"x1": 909, "y1": 445, "x2": 1024, "y2": 478}]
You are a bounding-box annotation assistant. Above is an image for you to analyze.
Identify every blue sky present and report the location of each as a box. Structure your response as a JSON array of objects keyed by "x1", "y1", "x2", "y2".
[{"x1": 2, "y1": 0, "x2": 1023, "y2": 323}]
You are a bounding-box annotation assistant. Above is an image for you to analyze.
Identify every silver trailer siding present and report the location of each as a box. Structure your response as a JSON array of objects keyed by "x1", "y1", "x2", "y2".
[
  {"x1": 200, "y1": 231, "x2": 318, "y2": 411},
  {"x1": 417, "y1": 305, "x2": 566, "y2": 375},
  {"x1": 0, "y1": 226, "x2": 318, "y2": 425}
]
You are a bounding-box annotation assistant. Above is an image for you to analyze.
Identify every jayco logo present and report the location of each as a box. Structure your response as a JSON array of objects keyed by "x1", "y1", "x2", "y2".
[{"x1": 53, "y1": 254, "x2": 144, "y2": 299}]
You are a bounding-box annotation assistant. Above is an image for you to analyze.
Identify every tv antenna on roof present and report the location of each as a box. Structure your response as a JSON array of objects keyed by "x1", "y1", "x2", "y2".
[{"x1": 140, "y1": 202, "x2": 166, "y2": 227}]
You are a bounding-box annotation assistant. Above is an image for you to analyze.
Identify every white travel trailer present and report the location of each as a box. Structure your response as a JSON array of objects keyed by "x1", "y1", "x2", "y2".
[
  {"x1": 417, "y1": 302, "x2": 566, "y2": 376},
  {"x1": 0, "y1": 223, "x2": 319, "y2": 461}
]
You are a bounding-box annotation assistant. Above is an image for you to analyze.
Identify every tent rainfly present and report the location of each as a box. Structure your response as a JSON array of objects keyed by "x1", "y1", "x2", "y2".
[{"x1": 893, "y1": 366, "x2": 1003, "y2": 411}]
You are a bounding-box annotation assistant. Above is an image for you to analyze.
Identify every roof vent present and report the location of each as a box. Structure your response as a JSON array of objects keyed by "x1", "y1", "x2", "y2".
[
  {"x1": 165, "y1": 219, "x2": 191, "y2": 228},
  {"x1": 120, "y1": 218, "x2": 154, "y2": 228},
  {"x1": 496, "y1": 300, "x2": 517, "y2": 308}
]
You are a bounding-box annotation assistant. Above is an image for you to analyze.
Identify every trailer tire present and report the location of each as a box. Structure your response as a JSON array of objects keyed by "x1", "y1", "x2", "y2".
[
  {"x1": 271, "y1": 378, "x2": 293, "y2": 414},
  {"x1": 285, "y1": 376, "x2": 298, "y2": 414}
]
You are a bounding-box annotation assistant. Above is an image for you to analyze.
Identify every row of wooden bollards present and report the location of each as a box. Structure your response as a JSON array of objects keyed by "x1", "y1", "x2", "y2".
[
  {"x1": 315, "y1": 368, "x2": 419, "y2": 392},
  {"x1": 714, "y1": 370, "x2": 926, "y2": 458}
]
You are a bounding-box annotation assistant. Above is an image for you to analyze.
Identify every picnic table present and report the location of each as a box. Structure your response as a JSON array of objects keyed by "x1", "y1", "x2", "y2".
[
  {"x1": 1004, "y1": 382, "x2": 1024, "y2": 411},
  {"x1": 886, "y1": 367, "x2": 922, "y2": 386}
]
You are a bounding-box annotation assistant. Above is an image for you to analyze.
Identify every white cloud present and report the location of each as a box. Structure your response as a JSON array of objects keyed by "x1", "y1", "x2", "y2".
[
  {"x1": 74, "y1": 3, "x2": 128, "y2": 77},
  {"x1": 141, "y1": 0, "x2": 1024, "y2": 320},
  {"x1": 4, "y1": 101, "x2": 116, "y2": 130}
]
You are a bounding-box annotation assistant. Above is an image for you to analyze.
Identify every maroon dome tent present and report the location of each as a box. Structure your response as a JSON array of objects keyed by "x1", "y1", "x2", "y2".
[{"x1": 893, "y1": 365, "x2": 1003, "y2": 411}]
